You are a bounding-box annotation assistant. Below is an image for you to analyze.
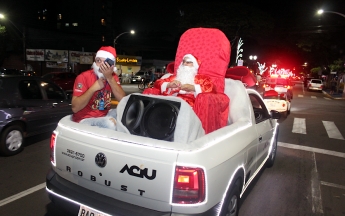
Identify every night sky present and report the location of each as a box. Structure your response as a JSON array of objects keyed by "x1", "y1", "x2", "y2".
[{"x1": 1, "y1": 0, "x2": 345, "y2": 69}]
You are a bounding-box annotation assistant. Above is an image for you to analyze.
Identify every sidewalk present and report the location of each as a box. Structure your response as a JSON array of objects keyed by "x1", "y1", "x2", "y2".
[{"x1": 322, "y1": 89, "x2": 345, "y2": 100}]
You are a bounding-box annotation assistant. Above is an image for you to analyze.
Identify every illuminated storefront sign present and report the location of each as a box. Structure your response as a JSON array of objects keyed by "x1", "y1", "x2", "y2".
[{"x1": 116, "y1": 55, "x2": 142, "y2": 66}]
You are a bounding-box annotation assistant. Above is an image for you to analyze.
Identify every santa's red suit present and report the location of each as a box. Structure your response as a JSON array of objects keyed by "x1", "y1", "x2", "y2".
[{"x1": 153, "y1": 74, "x2": 214, "y2": 107}]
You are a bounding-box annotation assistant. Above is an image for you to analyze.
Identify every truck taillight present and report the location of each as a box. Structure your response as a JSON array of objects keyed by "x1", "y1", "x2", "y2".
[
  {"x1": 172, "y1": 166, "x2": 205, "y2": 204},
  {"x1": 50, "y1": 132, "x2": 57, "y2": 165}
]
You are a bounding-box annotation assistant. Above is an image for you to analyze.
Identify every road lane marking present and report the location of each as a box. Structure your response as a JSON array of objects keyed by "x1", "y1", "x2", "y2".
[
  {"x1": 322, "y1": 121, "x2": 344, "y2": 140},
  {"x1": 292, "y1": 118, "x2": 306, "y2": 134},
  {"x1": 311, "y1": 152, "x2": 323, "y2": 214},
  {"x1": 311, "y1": 96, "x2": 317, "y2": 99},
  {"x1": 298, "y1": 95, "x2": 303, "y2": 97},
  {"x1": 0, "y1": 182, "x2": 46, "y2": 207},
  {"x1": 1, "y1": 142, "x2": 344, "y2": 208},
  {"x1": 278, "y1": 142, "x2": 345, "y2": 158},
  {"x1": 320, "y1": 181, "x2": 345, "y2": 190}
]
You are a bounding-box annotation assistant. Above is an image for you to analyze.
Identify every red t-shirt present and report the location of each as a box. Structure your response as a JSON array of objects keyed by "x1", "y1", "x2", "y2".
[{"x1": 72, "y1": 69, "x2": 121, "y2": 122}]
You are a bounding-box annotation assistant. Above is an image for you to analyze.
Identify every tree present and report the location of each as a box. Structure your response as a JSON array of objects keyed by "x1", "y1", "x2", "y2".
[{"x1": 329, "y1": 58, "x2": 345, "y2": 75}]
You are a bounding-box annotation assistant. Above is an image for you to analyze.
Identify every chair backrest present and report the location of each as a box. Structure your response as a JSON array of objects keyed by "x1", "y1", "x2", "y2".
[
  {"x1": 166, "y1": 62, "x2": 174, "y2": 74},
  {"x1": 225, "y1": 66, "x2": 257, "y2": 88},
  {"x1": 174, "y1": 28, "x2": 231, "y2": 93}
]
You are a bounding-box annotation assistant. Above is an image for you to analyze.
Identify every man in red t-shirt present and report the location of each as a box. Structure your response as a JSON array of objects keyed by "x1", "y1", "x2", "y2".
[{"x1": 72, "y1": 46, "x2": 126, "y2": 130}]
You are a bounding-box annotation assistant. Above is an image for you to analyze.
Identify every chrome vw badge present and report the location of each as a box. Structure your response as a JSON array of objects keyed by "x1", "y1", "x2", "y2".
[{"x1": 95, "y1": 153, "x2": 107, "y2": 168}]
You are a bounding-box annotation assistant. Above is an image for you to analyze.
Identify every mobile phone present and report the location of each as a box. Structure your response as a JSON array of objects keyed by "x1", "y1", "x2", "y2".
[{"x1": 104, "y1": 58, "x2": 114, "y2": 66}]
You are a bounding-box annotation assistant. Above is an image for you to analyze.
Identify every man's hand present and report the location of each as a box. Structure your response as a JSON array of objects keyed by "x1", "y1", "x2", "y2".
[
  {"x1": 99, "y1": 61, "x2": 114, "y2": 80},
  {"x1": 180, "y1": 84, "x2": 195, "y2": 92},
  {"x1": 91, "y1": 78, "x2": 105, "y2": 91},
  {"x1": 167, "y1": 80, "x2": 181, "y2": 89}
]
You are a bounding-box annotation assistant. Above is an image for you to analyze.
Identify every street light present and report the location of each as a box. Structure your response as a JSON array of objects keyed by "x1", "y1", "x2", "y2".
[
  {"x1": 249, "y1": 55, "x2": 257, "y2": 61},
  {"x1": 0, "y1": 13, "x2": 26, "y2": 70},
  {"x1": 113, "y1": 30, "x2": 135, "y2": 48},
  {"x1": 249, "y1": 55, "x2": 257, "y2": 72},
  {"x1": 317, "y1": 9, "x2": 345, "y2": 18}
]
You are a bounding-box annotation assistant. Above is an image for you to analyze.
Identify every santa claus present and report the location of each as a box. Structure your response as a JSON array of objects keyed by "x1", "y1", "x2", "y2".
[{"x1": 153, "y1": 54, "x2": 214, "y2": 106}]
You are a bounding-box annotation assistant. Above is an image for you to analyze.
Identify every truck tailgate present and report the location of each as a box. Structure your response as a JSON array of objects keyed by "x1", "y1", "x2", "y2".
[{"x1": 53, "y1": 121, "x2": 179, "y2": 211}]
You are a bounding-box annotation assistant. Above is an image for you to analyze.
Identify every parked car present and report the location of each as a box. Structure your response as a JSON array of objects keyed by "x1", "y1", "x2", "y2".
[
  {"x1": 19, "y1": 70, "x2": 36, "y2": 76},
  {"x1": 0, "y1": 76, "x2": 72, "y2": 156},
  {"x1": 0, "y1": 68, "x2": 22, "y2": 76},
  {"x1": 307, "y1": 79, "x2": 323, "y2": 92},
  {"x1": 42, "y1": 72, "x2": 77, "y2": 93},
  {"x1": 131, "y1": 71, "x2": 149, "y2": 83}
]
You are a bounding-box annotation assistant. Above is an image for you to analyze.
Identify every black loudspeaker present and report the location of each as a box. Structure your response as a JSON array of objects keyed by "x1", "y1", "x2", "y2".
[{"x1": 121, "y1": 95, "x2": 181, "y2": 141}]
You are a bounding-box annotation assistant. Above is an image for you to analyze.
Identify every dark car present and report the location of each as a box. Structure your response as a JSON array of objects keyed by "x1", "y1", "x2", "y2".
[
  {"x1": 0, "y1": 68, "x2": 22, "y2": 76},
  {"x1": 42, "y1": 72, "x2": 77, "y2": 93},
  {"x1": 0, "y1": 76, "x2": 72, "y2": 156},
  {"x1": 131, "y1": 71, "x2": 150, "y2": 83}
]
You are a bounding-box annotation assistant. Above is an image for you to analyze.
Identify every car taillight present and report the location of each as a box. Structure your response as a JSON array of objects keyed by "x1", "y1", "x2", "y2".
[
  {"x1": 50, "y1": 132, "x2": 57, "y2": 166},
  {"x1": 172, "y1": 166, "x2": 205, "y2": 204},
  {"x1": 321, "y1": 85, "x2": 323, "y2": 89}
]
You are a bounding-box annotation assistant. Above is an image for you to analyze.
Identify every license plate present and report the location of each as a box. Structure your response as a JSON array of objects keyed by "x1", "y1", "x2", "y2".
[
  {"x1": 78, "y1": 205, "x2": 107, "y2": 216},
  {"x1": 267, "y1": 102, "x2": 277, "y2": 107}
]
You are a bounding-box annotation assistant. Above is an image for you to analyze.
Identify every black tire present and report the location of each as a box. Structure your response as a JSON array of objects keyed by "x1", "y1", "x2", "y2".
[
  {"x1": 0, "y1": 125, "x2": 24, "y2": 156},
  {"x1": 266, "y1": 127, "x2": 279, "y2": 168},
  {"x1": 220, "y1": 180, "x2": 241, "y2": 216},
  {"x1": 138, "y1": 82, "x2": 145, "y2": 90}
]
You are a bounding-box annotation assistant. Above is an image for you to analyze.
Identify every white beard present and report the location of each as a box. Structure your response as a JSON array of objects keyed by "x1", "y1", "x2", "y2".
[
  {"x1": 92, "y1": 62, "x2": 104, "y2": 79},
  {"x1": 175, "y1": 65, "x2": 197, "y2": 85}
]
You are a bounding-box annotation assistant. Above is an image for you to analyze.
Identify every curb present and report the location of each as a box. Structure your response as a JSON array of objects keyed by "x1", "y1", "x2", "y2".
[{"x1": 322, "y1": 90, "x2": 345, "y2": 100}]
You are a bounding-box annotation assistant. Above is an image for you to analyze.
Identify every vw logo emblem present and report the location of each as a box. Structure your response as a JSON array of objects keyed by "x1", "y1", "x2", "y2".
[{"x1": 95, "y1": 153, "x2": 107, "y2": 168}]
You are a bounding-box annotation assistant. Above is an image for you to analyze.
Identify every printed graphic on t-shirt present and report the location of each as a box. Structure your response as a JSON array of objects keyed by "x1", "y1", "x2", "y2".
[{"x1": 91, "y1": 90, "x2": 112, "y2": 110}]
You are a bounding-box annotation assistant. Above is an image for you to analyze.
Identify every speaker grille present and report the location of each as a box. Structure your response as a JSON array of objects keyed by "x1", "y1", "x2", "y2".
[
  {"x1": 121, "y1": 95, "x2": 181, "y2": 141},
  {"x1": 142, "y1": 103, "x2": 179, "y2": 140}
]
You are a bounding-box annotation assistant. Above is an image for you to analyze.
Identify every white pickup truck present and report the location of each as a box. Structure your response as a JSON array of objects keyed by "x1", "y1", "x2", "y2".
[
  {"x1": 46, "y1": 78, "x2": 280, "y2": 216},
  {"x1": 46, "y1": 27, "x2": 281, "y2": 216}
]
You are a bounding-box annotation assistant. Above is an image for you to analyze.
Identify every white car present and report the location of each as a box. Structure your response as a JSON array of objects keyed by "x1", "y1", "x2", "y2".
[
  {"x1": 307, "y1": 79, "x2": 323, "y2": 92},
  {"x1": 264, "y1": 76, "x2": 293, "y2": 100},
  {"x1": 263, "y1": 90, "x2": 291, "y2": 117}
]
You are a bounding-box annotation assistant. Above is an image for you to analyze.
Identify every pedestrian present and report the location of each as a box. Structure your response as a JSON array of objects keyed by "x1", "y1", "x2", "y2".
[
  {"x1": 71, "y1": 46, "x2": 126, "y2": 130},
  {"x1": 330, "y1": 77, "x2": 337, "y2": 95}
]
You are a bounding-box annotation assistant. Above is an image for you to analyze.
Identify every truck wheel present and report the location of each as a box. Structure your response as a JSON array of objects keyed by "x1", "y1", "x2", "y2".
[
  {"x1": 220, "y1": 179, "x2": 240, "y2": 216},
  {"x1": 0, "y1": 125, "x2": 24, "y2": 156},
  {"x1": 266, "y1": 127, "x2": 279, "y2": 168}
]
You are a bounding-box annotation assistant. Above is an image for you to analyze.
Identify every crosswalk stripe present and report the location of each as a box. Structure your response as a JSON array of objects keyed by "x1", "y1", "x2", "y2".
[
  {"x1": 311, "y1": 96, "x2": 317, "y2": 99},
  {"x1": 322, "y1": 121, "x2": 344, "y2": 140},
  {"x1": 298, "y1": 95, "x2": 303, "y2": 97},
  {"x1": 292, "y1": 118, "x2": 306, "y2": 134}
]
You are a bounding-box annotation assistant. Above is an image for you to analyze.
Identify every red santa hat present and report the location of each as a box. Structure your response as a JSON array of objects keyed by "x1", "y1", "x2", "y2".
[
  {"x1": 182, "y1": 54, "x2": 201, "y2": 70},
  {"x1": 96, "y1": 46, "x2": 116, "y2": 62}
]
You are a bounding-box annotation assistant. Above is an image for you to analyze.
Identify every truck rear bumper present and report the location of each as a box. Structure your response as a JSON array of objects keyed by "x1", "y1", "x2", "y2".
[
  {"x1": 46, "y1": 169, "x2": 171, "y2": 216},
  {"x1": 46, "y1": 169, "x2": 219, "y2": 216}
]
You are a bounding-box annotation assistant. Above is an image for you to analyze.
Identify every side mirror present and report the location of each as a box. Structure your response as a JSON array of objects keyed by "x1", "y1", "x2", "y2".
[{"x1": 270, "y1": 110, "x2": 281, "y2": 119}]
